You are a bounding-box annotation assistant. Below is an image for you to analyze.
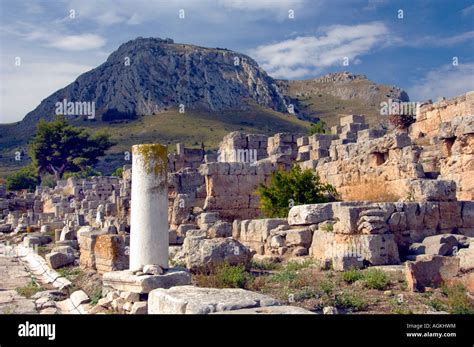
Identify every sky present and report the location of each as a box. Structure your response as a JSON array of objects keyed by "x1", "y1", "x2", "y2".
[{"x1": 0, "y1": 0, "x2": 473, "y2": 123}]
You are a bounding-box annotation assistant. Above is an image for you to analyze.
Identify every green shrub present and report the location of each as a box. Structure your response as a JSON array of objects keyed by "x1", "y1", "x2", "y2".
[
  {"x1": 215, "y1": 263, "x2": 250, "y2": 288},
  {"x1": 319, "y1": 279, "x2": 334, "y2": 296},
  {"x1": 428, "y1": 299, "x2": 447, "y2": 312},
  {"x1": 335, "y1": 292, "x2": 367, "y2": 311},
  {"x1": 364, "y1": 269, "x2": 389, "y2": 290},
  {"x1": 111, "y1": 167, "x2": 124, "y2": 178},
  {"x1": 309, "y1": 121, "x2": 329, "y2": 135},
  {"x1": 6, "y1": 165, "x2": 40, "y2": 191},
  {"x1": 256, "y1": 165, "x2": 339, "y2": 218},
  {"x1": 293, "y1": 287, "x2": 317, "y2": 301},
  {"x1": 63, "y1": 167, "x2": 102, "y2": 179},
  {"x1": 271, "y1": 267, "x2": 298, "y2": 285},
  {"x1": 342, "y1": 268, "x2": 364, "y2": 284},
  {"x1": 442, "y1": 284, "x2": 474, "y2": 314}
]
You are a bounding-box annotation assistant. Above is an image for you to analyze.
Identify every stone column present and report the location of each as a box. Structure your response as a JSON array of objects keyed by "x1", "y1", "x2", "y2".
[{"x1": 130, "y1": 144, "x2": 169, "y2": 271}]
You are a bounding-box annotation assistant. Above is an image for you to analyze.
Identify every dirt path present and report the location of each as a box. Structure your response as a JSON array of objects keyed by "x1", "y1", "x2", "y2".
[{"x1": 0, "y1": 244, "x2": 37, "y2": 314}]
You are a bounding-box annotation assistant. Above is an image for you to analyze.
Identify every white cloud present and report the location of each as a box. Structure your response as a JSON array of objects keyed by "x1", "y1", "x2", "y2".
[
  {"x1": 251, "y1": 22, "x2": 392, "y2": 79},
  {"x1": 48, "y1": 34, "x2": 106, "y2": 51},
  {"x1": 217, "y1": 0, "x2": 306, "y2": 11},
  {"x1": 407, "y1": 63, "x2": 474, "y2": 102},
  {"x1": 0, "y1": 62, "x2": 93, "y2": 123},
  {"x1": 409, "y1": 31, "x2": 474, "y2": 47},
  {"x1": 462, "y1": 5, "x2": 474, "y2": 16}
]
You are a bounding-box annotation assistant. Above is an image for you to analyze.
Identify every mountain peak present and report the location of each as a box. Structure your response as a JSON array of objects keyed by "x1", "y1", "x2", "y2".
[{"x1": 20, "y1": 37, "x2": 288, "y2": 129}]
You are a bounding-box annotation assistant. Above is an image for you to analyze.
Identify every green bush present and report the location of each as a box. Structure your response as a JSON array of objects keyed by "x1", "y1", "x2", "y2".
[
  {"x1": 364, "y1": 269, "x2": 390, "y2": 290},
  {"x1": 256, "y1": 165, "x2": 339, "y2": 218},
  {"x1": 63, "y1": 167, "x2": 102, "y2": 179},
  {"x1": 214, "y1": 263, "x2": 250, "y2": 288},
  {"x1": 342, "y1": 268, "x2": 364, "y2": 284},
  {"x1": 319, "y1": 279, "x2": 334, "y2": 296},
  {"x1": 6, "y1": 165, "x2": 40, "y2": 191},
  {"x1": 442, "y1": 283, "x2": 474, "y2": 314},
  {"x1": 111, "y1": 167, "x2": 124, "y2": 178},
  {"x1": 309, "y1": 121, "x2": 329, "y2": 135},
  {"x1": 335, "y1": 292, "x2": 367, "y2": 311}
]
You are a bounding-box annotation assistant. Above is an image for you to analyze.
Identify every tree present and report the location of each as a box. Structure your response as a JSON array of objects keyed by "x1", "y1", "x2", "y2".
[
  {"x1": 256, "y1": 165, "x2": 339, "y2": 218},
  {"x1": 111, "y1": 167, "x2": 124, "y2": 178},
  {"x1": 30, "y1": 115, "x2": 114, "y2": 180},
  {"x1": 309, "y1": 120, "x2": 329, "y2": 135},
  {"x1": 6, "y1": 165, "x2": 40, "y2": 191}
]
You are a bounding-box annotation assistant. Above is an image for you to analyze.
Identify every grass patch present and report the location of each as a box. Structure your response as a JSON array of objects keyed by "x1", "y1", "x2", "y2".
[
  {"x1": 342, "y1": 268, "x2": 364, "y2": 284},
  {"x1": 442, "y1": 283, "x2": 474, "y2": 314},
  {"x1": 319, "y1": 279, "x2": 334, "y2": 296},
  {"x1": 285, "y1": 259, "x2": 313, "y2": 272},
  {"x1": 428, "y1": 299, "x2": 447, "y2": 312},
  {"x1": 56, "y1": 266, "x2": 84, "y2": 281},
  {"x1": 15, "y1": 279, "x2": 44, "y2": 298},
  {"x1": 335, "y1": 292, "x2": 367, "y2": 312},
  {"x1": 251, "y1": 260, "x2": 282, "y2": 271},
  {"x1": 89, "y1": 287, "x2": 102, "y2": 306},
  {"x1": 363, "y1": 269, "x2": 390, "y2": 290},
  {"x1": 194, "y1": 263, "x2": 251, "y2": 289}
]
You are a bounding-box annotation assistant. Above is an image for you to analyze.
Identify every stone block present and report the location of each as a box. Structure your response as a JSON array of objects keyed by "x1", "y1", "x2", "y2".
[{"x1": 148, "y1": 286, "x2": 279, "y2": 314}]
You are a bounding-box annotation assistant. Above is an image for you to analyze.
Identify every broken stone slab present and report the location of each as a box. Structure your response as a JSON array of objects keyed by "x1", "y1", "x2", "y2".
[
  {"x1": 405, "y1": 255, "x2": 460, "y2": 292},
  {"x1": 45, "y1": 252, "x2": 75, "y2": 269},
  {"x1": 456, "y1": 247, "x2": 474, "y2": 272},
  {"x1": 207, "y1": 221, "x2": 232, "y2": 238},
  {"x1": 102, "y1": 269, "x2": 192, "y2": 294},
  {"x1": 130, "y1": 302, "x2": 148, "y2": 314},
  {"x1": 70, "y1": 290, "x2": 90, "y2": 307},
  {"x1": 288, "y1": 203, "x2": 334, "y2": 225},
  {"x1": 213, "y1": 305, "x2": 315, "y2": 314},
  {"x1": 183, "y1": 236, "x2": 253, "y2": 273},
  {"x1": 422, "y1": 234, "x2": 458, "y2": 256},
  {"x1": 148, "y1": 286, "x2": 280, "y2": 314}
]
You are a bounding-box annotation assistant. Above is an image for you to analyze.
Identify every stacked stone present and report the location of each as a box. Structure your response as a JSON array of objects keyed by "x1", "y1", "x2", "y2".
[
  {"x1": 168, "y1": 143, "x2": 205, "y2": 171},
  {"x1": 94, "y1": 234, "x2": 129, "y2": 273},
  {"x1": 267, "y1": 133, "x2": 300, "y2": 170},
  {"x1": 331, "y1": 114, "x2": 369, "y2": 144},
  {"x1": 232, "y1": 218, "x2": 313, "y2": 257},
  {"x1": 199, "y1": 160, "x2": 275, "y2": 220},
  {"x1": 217, "y1": 131, "x2": 268, "y2": 163}
]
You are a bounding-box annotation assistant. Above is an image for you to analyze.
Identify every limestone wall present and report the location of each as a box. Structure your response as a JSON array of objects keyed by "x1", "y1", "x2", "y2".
[
  {"x1": 199, "y1": 161, "x2": 276, "y2": 220},
  {"x1": 438, "y1": 115, "x2": 474, "y2": 200},
  {"x1": 410, "y1": 91, "x2": 473, "y2": 141}
]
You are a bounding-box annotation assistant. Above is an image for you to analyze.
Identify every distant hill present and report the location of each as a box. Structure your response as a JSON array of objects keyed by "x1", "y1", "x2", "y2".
[{"x1": 278, "y1": 71, "x2": 410, "y2": 127}]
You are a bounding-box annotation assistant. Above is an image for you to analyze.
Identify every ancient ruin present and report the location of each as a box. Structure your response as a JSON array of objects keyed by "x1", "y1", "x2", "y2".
[{"x1": 1, "y1": 91, "x2": 473, "y2": 315}]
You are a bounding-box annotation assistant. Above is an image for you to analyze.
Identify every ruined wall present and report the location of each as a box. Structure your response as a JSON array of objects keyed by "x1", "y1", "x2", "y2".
[
  {"x1": 438, "y1": 115, "x2": 474, "y2": 200},
  {"x1": 199, "y1": 161, "x2": 276, "y2": 220},
  {"x1": 297, "y1": 115, "x2": 430, "y2": 201},
  {"x1": 410, "y1": 91, "x2": 473, "y2": 141}
]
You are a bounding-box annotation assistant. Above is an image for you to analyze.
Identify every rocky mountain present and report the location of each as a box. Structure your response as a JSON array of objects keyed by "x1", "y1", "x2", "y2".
[
  {"x1": 1, "y1": 39, "x2": 411, "y2": 176},
  {"x1": 20, "y1": 37, "x2": 288, "y2": 131}
]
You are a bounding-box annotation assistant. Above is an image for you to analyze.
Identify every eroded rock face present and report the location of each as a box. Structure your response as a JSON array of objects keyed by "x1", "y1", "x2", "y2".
[
  {"x1": 182, "y1": 236, "x2": 252, "y2": 272},
  {"x1": 21, "y1": 37, "x2": 288, "y2": 131},
  {"x1": 148, "y1": 285, "x2": 279, "y2": 314}
]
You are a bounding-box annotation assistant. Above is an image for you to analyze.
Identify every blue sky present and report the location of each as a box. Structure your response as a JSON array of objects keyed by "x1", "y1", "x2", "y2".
[{"x1": 0, "y1": 0, "x2": 473, "y2": 123}]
